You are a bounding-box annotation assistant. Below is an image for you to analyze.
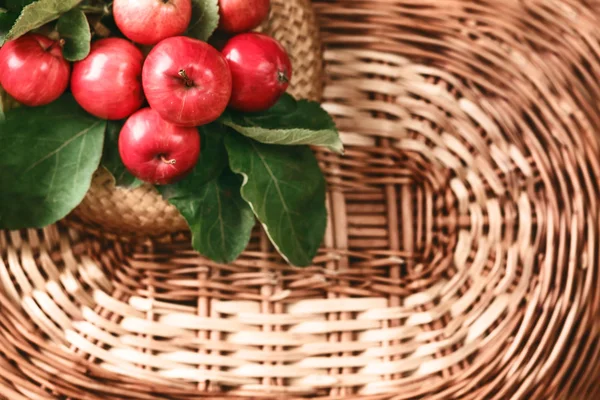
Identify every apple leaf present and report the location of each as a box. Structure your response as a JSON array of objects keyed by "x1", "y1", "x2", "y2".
[
  {"x1": 187, "y1": 0, "x2": 219, "y2": 42},
  {"x1": 0, "y1": 88, "x2": 6, "y2": 121},
  {"x1": 101, "y1": 120, "x2": 142, "y2": 189},
  {"x1": 0, "y1": 89, "x2": 4, "y2": 121},
  {"x1": 0, "y1": 8, "x2": 18, "y2": 44},
  {"x1": 57, "y1": 8, "x2": 90, "y2": 61},
  {"x1": 159, "y1": 124, "x2": 253, "y2": 263},
  {"x1": 163, "y1": 169, "x2": 255, "y2": 264},
  {"x1": 0, "y1": 94, "x2": 106, "y2": 229},
  {"x1": 1, "y1": 0, "x2": 82, "y2": 45},
  {"x1": 158, "y1": 123, "x2": 229, "y2": 200},
  {"x1": 220, "y1": 94, "x2": 344, "y2": 154},
  {"x1": 225, "y1": 132, "x2": 327, "y2": 266},
  {"x1": 4, "y1": 0, "x2": 37, "y2": 12},
  {"x1": 0, "y1": 85, "x2": 19, "y2": 121},
  {"x1": 1, "y1": 87, "x2": 8, "y2": 121}
]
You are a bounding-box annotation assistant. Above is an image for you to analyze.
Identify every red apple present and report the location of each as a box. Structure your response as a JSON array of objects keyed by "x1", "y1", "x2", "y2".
[
  {"x1": 71, "y1": 38, "x2": 144, "y2": 120},
  {"x1": 0, "y1": 34, "x2": 70, "y2": 107},
  {"x1": 119, "y1": 108, "x2": 201, "y2": 185},
  {"x1": 113, "y1": 0, "x2": 192, "y2": 46},
  {"x1": 222, "y1": 33, "x2": 292, "y2": 112},
  {"x1": 142, "y1": 36, "x2": 232, "y2": 127},
  {"x1": 219, "y1": 0, "x2": 270, "y2": 34}
]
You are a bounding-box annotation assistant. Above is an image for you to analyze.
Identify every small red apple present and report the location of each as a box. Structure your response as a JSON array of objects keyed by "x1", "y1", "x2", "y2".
[
  {"x1": 71, "y1": 38, "x2": 144, "y2": 120},
  {"x1": 218, "y1": 0, "x2": 270, "y2": 34},
  {"x1": 119, "y1": 108, "x2": 201, "y2": 185},
  {"x1": 142, "y1": 36, "x2": 232, "y2": 127},
  {"x1": 113, "y1": 0, "x2": 192, "y2": 46},
  {"x1": 0, "y1": 34, "x2": 70, "y2": 107},
  {"x1": 222, "y1": 33, "x2": 292, "y2": 112}
]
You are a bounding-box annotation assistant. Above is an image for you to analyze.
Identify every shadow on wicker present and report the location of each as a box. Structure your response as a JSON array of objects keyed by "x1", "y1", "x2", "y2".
[{"x1": 1, "y1": 0, "x2": 600, "y2": 399}]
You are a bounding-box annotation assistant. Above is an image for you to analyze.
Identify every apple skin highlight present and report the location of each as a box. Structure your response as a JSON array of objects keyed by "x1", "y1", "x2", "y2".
[
  {"x1": 71, "y1": 38, "x2": 145, "y2": 120},
  {"x1": 142, "y1": 36, "x2": 232, "y2": 127},
  {"x1": 0, "y1": 34, "x2": 71, "y2": 107},
  {"x1": 223, "y1": 33, "x2": 292, "y2": 112},
  {"x1": 218, "y1": 0, "x2": 270, "y2": 34},
  {"x1": 113, "y1": 0, "x2": 192, "y2": 45},
  {"x1": 119, "y1": 108, "x2": 201, "y2": 185}
]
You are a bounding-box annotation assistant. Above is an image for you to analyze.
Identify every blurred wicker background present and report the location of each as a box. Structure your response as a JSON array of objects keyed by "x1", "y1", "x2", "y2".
[{"x1": 2, "y1": 0, "x2": 600, "y2": 399}]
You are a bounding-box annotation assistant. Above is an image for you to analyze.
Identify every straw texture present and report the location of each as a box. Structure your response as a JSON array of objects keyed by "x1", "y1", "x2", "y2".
[
  {"x1": 71, "y1": 0, "x2": 324, "y2": 236},
  {"x1": 1, "y1": 0, "x2": 600, "y2": 399}
]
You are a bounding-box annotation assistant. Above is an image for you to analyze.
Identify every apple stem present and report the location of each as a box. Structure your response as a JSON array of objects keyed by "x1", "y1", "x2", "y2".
[
  {"x1": 178, "y1": 70, "x2": 195, "y2": 88},
  {"x1": 277, "y1": 70, "x2": 289, "y2": 84},
  {"x1": 46, "y1": 39, "x2": 66, "y2": 52},
  {"x1": 160, "y1": 156, "x2": 177, "y2": 165}
]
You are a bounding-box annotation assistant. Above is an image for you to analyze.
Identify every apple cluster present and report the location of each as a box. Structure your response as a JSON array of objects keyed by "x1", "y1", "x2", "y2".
[{"x1": 0, "y1": 0, "x2": 291, "y2": 185}]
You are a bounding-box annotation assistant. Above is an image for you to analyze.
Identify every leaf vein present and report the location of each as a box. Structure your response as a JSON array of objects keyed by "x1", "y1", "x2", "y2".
[{"x1": 23, "y1": 121, "x2": 102, "y2": 175}]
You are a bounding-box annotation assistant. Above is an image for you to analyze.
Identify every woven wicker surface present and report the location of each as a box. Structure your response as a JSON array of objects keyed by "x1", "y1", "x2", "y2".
[
  {"x1": 2, "y1": 0, "x2": 600, "y2": 399},
  {"x1": 71, "y1": 0, "x2": 324, "y2": 237}
]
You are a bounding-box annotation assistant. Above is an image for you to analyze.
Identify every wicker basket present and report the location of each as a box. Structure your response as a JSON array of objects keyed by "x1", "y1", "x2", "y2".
[
  {"x1": 70, "y1": 0, "x2": 324, "y2": 237},
  {"x1": 1, "y1": 0, "x2": 600, "y2": 399}
]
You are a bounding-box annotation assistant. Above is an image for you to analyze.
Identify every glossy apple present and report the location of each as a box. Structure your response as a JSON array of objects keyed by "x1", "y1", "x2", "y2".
[
  {"x1": 113, "y1": 0, "x2": 192, "y2": 45},
  {"x1": 0, "y1": 34, "x2": 70, "y2": 107},
  {"x1": 222, "y1": 33, "x2": 292, "y2": 112},
  {"x1": 219, "y1": 0, "x2": 270, "y2": 33},
  {"x1": 71, "y1": 38, "x2": 144, "y2": 120},
  {"x1": 119, "y1": 108, "x2": 201, "y2": 185},
  {"x1": 142, "y1": 36, "x2": 232, "y2": 127}
]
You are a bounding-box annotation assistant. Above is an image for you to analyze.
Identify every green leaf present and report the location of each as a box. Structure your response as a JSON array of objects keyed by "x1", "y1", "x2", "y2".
[
  {"x1": 187, "y1": 0, "x2": 219, "y2": 42},
  {"x1": 0, "y1": 95, "x2": 106, "y2": 229},
  {"x1": 0, "y1": 9, "x2": 18, "y2": 44},
  {"x1": 4, "y1": 0, "x2": 37, "y2": 12},
  {"x1": 1, "y1": 0, "x2": 82, "y2": 45},
  {"x1": 163, "y1": 169, "x2": 255, "y2": 264},
  {"x1": 220, "y1": 94, "x2": 344, "y2": 154},
  {"x1": 0, "y1": 87, "x2": 6, "y2": 121},
  {"x1": 159, "y1": 124, "x2": 250, "y2": 263},
  {"x1": 159, "y1": 122, "x2": 229, "y2": 200},
  {"x1": 1, "y1": 87, "x2": 8, "y2": 121},
  {"x1": 57, "y1": 8, "x2": 90, "y2": 61},
  {"x1": 101, "y1": 120, "x2": 142, "y2": 189},
  {"x1": 0, "y1": 84, "x2": 19, "y2": 121},
  {"x1": 225, "y1": 133, "x2": 327, "y2": 266}
]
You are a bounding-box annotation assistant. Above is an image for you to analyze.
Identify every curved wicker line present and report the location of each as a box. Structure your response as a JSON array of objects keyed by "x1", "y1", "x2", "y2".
[{"x1": 1, "y1": 0, "x2": 600, "y2": 398}]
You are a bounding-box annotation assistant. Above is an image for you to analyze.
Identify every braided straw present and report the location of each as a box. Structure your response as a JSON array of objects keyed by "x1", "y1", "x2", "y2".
[
  {"x1": 1, "y1": 0, "x2": 600, "y2": 398},
  {"x1": 70, "y1": 0, "x2": 324, "y2": 237}
]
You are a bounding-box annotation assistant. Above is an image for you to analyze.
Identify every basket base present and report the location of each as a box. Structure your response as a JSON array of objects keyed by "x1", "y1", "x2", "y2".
[{"x1": 2, "y1": 0, "x2": 600, "y2": 398}]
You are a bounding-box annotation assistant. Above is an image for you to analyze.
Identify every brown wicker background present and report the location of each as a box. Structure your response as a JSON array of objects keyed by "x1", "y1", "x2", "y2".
[{"x1": 1, "y1": 0, "x2": 600, "y2": 399}]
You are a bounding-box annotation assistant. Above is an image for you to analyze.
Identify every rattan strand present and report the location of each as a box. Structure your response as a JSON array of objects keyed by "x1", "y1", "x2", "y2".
[
  {"x1": 70, "y1": 0, "x2": 324, "y2": 237},
  {"x1": 1, "y1": 0, "x2": 600, "y2": 399}
]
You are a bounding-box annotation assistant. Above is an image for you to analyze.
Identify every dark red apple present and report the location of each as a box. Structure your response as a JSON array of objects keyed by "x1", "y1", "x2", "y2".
[
  {"x1": 71, "y1": 38, "x2": 144, "y2": 120},
  {"x1": 113, "y1": 0, "x2": 192, "y2": 46},
  {"x1": 119, "y1": 108, "x2": 201, "y2": 185},
  {"x1": 0, "y1": 34, "x2": 70, "y2": 107},
  {"x1": 142, "y1": 36, "x2": 232, "y2": 127},
  {"x1": 219, "y1": 0, "x2": 270, "y2": 34},
  {"x1": 222, "y1": 33, "x2": 292, "y2": 112}
]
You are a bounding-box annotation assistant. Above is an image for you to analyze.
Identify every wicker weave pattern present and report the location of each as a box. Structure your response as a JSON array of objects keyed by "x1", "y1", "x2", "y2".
[
  {"x1": 71, "y1": 0, "x2": 324, "y2": 237},
  {"x1": 1, "y1": 0, "x2": 600, "y2": 399}
]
